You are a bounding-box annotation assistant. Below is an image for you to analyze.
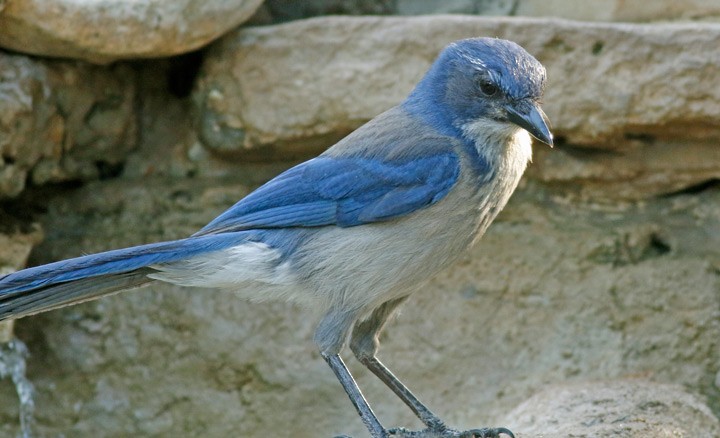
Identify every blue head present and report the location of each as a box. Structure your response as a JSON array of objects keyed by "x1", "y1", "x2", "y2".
[{"x1": 404, "y1": 37, "x2": 553, "y2": 146}]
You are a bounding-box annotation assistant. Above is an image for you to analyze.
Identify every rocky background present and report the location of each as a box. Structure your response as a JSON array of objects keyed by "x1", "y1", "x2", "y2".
[{"x1": 1, "y1": 1, "x2": 720, "y2": 437}]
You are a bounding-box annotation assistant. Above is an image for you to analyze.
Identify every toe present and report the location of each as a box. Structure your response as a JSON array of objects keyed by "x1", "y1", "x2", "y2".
[{"x1": 460, "y1": 427, "x2": 515, "y2": 438}]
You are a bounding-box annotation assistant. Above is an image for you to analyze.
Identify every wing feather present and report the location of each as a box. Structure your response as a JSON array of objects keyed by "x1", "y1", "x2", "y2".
[{"x1": 194, "y1": 152, "x2": 461, "y2": 235}]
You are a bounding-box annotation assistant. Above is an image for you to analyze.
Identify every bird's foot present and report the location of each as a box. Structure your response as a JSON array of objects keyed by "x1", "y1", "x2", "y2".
[
  {"x1": 456, "y1": 428, "x2": 515, "y2": 438},
  {"x1": 388, "y1": 425, "x2": 514, "y2": 438}
]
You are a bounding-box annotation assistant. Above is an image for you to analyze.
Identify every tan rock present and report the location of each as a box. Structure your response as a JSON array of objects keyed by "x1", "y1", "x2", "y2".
[
  {"x1": 195, "y1": 16, "x2": 720, "y2": 152},
  {"x1": 194, "y1": 16, "x2": 720, "y2": 198},
  {"x1": 395, "y1": 0, "x2": 720, "y2": 22},
  {"x1": 0, "y1": 0, "x2": 264, "y2": 64},
  {"x1": 0, "y1": 216, "x2": 42, "y2": 344},
  {"x1": 0, "y1": 227, "x2": 43, "y2": 277},
  {"x1": 516, "y1": 0, "x2": 720, "y2": 22},
  {"x1": 0, "y1": 52, "x2": 136, "y2": 198},
  {"x1": 528, "y1": 139, "x2": 720, "y2": 201},
  {"x1": 505, "y1": 380, "x2": 720, "y2": 437}
]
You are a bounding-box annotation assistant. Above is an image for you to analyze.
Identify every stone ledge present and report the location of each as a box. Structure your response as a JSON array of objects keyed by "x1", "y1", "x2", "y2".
[{"x1": 195, "y1": 15, "x2": 720, "y2": 155}]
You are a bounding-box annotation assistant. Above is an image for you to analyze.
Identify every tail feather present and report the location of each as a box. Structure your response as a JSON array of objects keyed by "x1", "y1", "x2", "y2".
[
  {"x1": 0, "y1": 270, "x2": 155, "y2": 320},
  {"x1": 0, "y1": 233, "x2": 250, "y2": 321}
]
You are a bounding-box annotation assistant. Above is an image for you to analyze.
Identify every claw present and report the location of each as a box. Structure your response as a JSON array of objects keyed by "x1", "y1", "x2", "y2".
[
  {"x1": 388, "y1": 426, "x2": 515, "y2": 438},
  {"x1": 460, "y1": 427, "x2": 515, "y2": 438},
  {"x1": 387, "y1": 427, "x2": 414, "y2": 436},
  {"x1": 494, "y1": 427, "x2": 515, "y2": 438}
]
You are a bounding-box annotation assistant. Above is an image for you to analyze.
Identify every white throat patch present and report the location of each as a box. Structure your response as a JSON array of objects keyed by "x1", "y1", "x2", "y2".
[{"x1": 460, "y1": 118, "x2": 533, "y2": 170}]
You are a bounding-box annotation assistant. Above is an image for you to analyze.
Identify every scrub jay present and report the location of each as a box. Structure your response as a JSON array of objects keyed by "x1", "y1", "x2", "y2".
[{"x1": 0, "y1": 37, "x2": 552, "y2": 438}]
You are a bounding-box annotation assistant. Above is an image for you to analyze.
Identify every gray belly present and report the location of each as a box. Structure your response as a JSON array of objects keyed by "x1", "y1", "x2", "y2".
[{"x1": 289, "y1": 183, "x2": 491, "y2": 312}]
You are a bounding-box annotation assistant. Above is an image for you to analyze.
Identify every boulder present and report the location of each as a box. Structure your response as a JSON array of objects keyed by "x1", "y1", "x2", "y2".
[
  {"x1": 194, "y1": 16, "x2": 720, "y2": 198},
  {"x1": 0, "y1": 0, "x2": 264, "y2": 64},
  {"x1": 195, "y1": 15, "x2": 720, "y2": 147},
  {"x1": 505, "y1": 380, "x2": 720, "y2": 437}
]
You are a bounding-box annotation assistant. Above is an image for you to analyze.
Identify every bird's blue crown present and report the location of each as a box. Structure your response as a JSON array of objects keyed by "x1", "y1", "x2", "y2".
[{"x1": 403, "y1": 37, "x2": 546, "y2": 136}]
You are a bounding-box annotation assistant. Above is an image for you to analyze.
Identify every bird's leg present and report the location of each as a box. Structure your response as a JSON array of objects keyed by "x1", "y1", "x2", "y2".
[
  {"x1": 350, "y1": 298, "x2": 446, "y2": 429},
  {"x1": 350, "y1": 298, "x2": 514, "y2": 438},
  {"x1": 322, "y1": 352, "x2": 386, "y2": 437},
  {"x1": 315, "y1": 308, "x2": 387, "y2": 438}
]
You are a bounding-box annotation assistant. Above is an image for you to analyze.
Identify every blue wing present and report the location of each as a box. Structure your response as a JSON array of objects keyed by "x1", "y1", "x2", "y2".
[{"x1": 194, "y1": 152, "x2": 460, "y2": 236}]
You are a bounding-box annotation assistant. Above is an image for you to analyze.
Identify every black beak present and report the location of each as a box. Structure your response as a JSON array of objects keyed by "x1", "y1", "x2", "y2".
[{"x1": 506, "y1": 101, "x2": 553, "y2": 147}]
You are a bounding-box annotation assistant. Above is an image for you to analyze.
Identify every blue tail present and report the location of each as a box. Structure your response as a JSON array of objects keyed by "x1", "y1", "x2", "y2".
[{"x1": 0, "y1": 233, "x2": 249, "y2": 321}]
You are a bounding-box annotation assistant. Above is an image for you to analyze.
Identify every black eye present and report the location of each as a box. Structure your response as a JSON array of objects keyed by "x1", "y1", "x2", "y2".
[{"x1": 479, "y1": 80, "x2": 498, "y2": 97}]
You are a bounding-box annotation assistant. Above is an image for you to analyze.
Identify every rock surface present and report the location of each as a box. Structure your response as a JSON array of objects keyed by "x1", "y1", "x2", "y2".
[
  {"x1": 0, "y1": 0, "x2": 264, "y2": 64},
  {"x1": 514, "y1": 0, "x2": 720, "y2": 22},
  {"x1": 0, "y1": 211, "x2": 43, "y2": 433},
  {"x1": 195, "y1": 16, "x2": 720, "y2": 146},
  {"x1": 265, "y1": 0, "x2": 395, "y2": 23},
  {"x1": 195, "y1": 16, "x2": 720, "y2": 198},
  {"x1": 0, "y1": 216, "x2": 42, "y2": 277},
  {"x1": 396, "y1": 0, "x2": 720, "y2": 22},
  {"x1": 0, "y1": 52, "x2": 136, "y2": 198},
  {"x1": 0, "y1": 176, "x2": 716, "y2": 437},
  {"x1": 259, "y1": 0, "x2": 720, "y2": 23},
  {"x1": 506, "y1": 380, "x2": 720, "y2": 437}
]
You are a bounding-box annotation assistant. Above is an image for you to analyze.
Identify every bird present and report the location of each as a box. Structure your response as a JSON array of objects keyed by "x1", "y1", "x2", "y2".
[{"x1": 0, "y1": 37, "x2": 552, "y2": 438}]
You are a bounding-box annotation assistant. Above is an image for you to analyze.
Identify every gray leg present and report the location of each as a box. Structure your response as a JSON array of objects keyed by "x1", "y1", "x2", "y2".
[
  {"x1": 349, "y1": 298, "x2": 515, "y2": 438},
  {"x1": 349, "y1": 297, "x2": 446, "y2": 429},
  {"x1": 322, "y1": 352, "x2": 386, "y2": 438},
  {"x1": 315, "y1": 308, "x2": 388, "y2": 438}
]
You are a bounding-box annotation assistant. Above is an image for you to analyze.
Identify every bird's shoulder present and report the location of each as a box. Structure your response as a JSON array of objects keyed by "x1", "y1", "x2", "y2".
[{"x1": 324, "y1": 106, "x2": 462, "y2": 162}]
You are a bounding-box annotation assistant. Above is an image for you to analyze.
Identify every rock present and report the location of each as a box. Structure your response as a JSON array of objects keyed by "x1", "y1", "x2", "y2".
[
  {"x1": 528, "y1": 140, "x2": 720, "y2": 201},
  {"x1": 0, "y1": 0, "x2": 264, "y2": 64},
  {"x1": 264, "y1": 0, "x2": 720, "y2": 23},
  {"x1": 515, "y1": 0, "x2": 720, "y2": 22},
  {"x1": 0, "y1": 52, "x2": 136, "y2": 198},
  {"x1": 0, "y1": 211, "x2": 42, "y2": 385},
  {"x1": 194, "y1": 15, "x2": 720, "y2": 149},
  {"x1": 194, "y1": 16, "x2": 720, "y2": 198},
  {"x1": 397, "y1": 0, "x2": 517, "y2": 16},
  {"x1": 0, "y1": 221, "x2": 43, "y2": 276},
  {"x1": 504, "y1": 380, "x2": 720, "y2": 437},
  {"x1": 265, "y1": 0, "x2": 395, "y2": 23}
]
